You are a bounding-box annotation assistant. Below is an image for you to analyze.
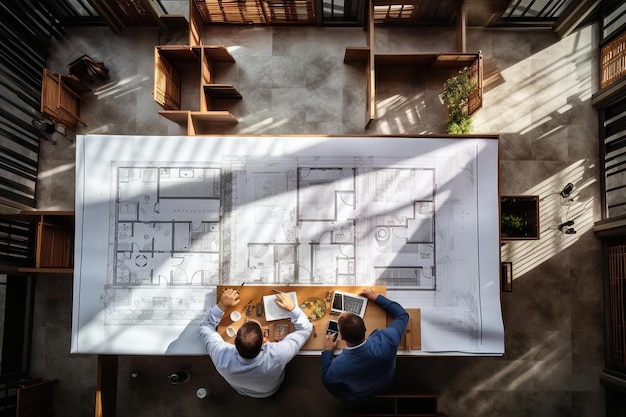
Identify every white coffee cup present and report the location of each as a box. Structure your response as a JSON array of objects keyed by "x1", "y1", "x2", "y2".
[
  {"x1": 230, "y1": 310, "x2": 242, "y2": 322},
  {"x1": 226, "y1": 326, "x2": 237, "y2": 337},
  {"x1": 196, "y1": 387, "x2": 208, "y2": 399}
]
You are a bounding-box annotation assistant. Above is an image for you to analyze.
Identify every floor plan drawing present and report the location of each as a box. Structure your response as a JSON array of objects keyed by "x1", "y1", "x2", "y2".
[
  {"x1": 73, "y1": 135, "x2": 503, "y2": 355},
  {"x1": 104, "y1": 160, "x2": 437, "y2": 326}
]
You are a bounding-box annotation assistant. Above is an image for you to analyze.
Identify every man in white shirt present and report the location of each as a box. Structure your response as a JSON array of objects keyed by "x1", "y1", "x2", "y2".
[{"x1": 199, "y1": 288, "x2": 313, "y2": 398}]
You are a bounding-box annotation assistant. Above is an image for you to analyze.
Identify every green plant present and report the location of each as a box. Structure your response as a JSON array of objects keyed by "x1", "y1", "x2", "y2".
[
  {"x1": 447, "y1": 116, "x2": 473, "y2": 134},
  {"x1": 442, "y1": 67, "x2": 476, "y2": 134},
  {"x1": 500, "y1": 213, "x2": 524, "y2": 238}
]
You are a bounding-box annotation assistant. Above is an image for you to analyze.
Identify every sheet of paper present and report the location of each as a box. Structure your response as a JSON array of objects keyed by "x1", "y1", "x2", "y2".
[{"x1": 263, "y1": 292, "x2": 298, "y2": 321}]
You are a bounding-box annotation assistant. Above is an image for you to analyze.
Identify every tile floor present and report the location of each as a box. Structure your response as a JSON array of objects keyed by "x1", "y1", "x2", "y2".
[{"x1": 30, "y1": 12, "x2": 604, "y2": 417}]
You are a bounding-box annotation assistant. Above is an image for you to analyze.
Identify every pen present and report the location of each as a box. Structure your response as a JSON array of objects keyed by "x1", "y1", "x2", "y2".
[
  {"x1": 272, "y1": 288, "x2": 285, "y2": 294},
  {"x1": 236, "y1": 282, "x2": 245, "y2": 292}
]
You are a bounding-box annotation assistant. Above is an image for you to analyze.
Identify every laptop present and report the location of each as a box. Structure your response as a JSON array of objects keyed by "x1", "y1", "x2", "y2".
[{"x1": 330, "y1": 290, "x2": 368, "y2": 318}]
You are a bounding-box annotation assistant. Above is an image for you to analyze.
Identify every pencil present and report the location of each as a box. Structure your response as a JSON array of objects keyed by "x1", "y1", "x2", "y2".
[
  {"x1": 236, "y1": 282, "x2": 245, "y2": 292},
  {"x1": 272, "y1": 288, "x2": 285, "y2": 294}
]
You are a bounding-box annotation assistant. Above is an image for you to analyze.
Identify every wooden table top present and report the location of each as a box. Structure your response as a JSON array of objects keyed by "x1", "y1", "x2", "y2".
[{"x1": 216, "y1": 285, "x2": 388, "y2": 351}]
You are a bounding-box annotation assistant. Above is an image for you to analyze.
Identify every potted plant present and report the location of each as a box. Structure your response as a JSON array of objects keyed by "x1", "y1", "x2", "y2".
[
  {"x1": 501, "y1": 213, "x2": 524, "y2": 238},
  {"x1": 500, "y1": 195, "x2": 540, "y2": 241},
  {"x1": 442, "y1": 67, "x2": 476, "y2": 134}
]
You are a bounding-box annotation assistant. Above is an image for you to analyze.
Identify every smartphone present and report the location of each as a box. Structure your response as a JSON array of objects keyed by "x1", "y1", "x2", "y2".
[{"x1": 326, "y1": 319, "x2": 339, "y2": 340}]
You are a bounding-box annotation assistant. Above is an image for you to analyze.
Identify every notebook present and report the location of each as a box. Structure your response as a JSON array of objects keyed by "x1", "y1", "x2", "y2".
[
  {"x1": 263, "y1": 291, "x2": 298, "y2": 321},
  {"x1": 330, "y1": 290, "x2": 368, "y2": 318}
]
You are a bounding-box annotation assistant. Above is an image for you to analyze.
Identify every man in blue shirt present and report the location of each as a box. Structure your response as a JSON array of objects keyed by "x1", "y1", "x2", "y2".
[
  {"x1": 199, "y1": 288, "x2": 312, "y2": 398},
  {"x1": 321, "y1": 288, "x2": 409, "y2": 401}
]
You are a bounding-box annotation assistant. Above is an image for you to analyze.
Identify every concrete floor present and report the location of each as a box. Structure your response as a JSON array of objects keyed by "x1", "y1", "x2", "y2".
[{"x1": 31, "y1": 14, "x2": 604, "y2": 417}]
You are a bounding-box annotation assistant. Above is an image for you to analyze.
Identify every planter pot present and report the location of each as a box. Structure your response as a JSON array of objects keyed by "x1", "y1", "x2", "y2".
[{"x1": 500, "y1": 195, "x2": 539, "y2": 241}]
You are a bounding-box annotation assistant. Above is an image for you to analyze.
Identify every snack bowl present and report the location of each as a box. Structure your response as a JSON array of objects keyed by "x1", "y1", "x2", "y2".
[{"x1": 300, "y1": 297, "x2": 326, "y2": 321}]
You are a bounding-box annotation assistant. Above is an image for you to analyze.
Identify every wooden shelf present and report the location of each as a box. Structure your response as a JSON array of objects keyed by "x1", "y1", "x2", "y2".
[
  {"x1": 158, "y1": 110, "x2": 189, "y2": 124},
  {"x1": 158, "y1": 110, "x2": 238, "y2": 134},
  {"x1": 374, "y1": 54, "x2": 437, "y2": 66},
  {"x1": 203, "y1": 84, "x2": 241, "y2": 100},
  {"x1": 14, "y1": 267, "x2": 73, "y2": 274},
  {"x1": 190, "y1": 111, "x2": 237, "y2": 122},
  {"x1": 157, "y1": 45, "x2": 200, "y2": 62},
  {"x1": 190, "y1": 111, "x2": 238, "y2": 129},
  {"x1": 203, "y1": 45, "x2": 236, "y2": 63},
  {"x1": 344, "y1": 46, "x2": 370, "y2": 63},
  {"x1": 159, "y1": 14, "x2": 189, "y2": 31},
  {"x1": 41, "y1": 69, "x2": 87, "y2": 130}
]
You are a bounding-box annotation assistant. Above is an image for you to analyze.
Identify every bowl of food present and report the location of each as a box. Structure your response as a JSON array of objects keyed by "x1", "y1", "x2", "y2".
[{"x1": 300, "y1": 297, "x2": 326, "y2": 321}]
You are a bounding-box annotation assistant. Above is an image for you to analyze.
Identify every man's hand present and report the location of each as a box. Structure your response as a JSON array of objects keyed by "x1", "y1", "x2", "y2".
[
  {"x1": 274, "y1": 293, "x2": 295, "y2": 311},
  {"x1": 359, "y1": 288, "x2": 379, "y2": 301},
  {"x1": 324, "y1": 332, "x2": 338, "y2": 351},
  {"x1": 217, "y1": 288, "x2": 241, "y2": 311}
]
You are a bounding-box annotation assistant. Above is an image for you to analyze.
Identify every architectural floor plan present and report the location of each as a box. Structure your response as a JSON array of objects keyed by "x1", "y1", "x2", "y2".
[{"x1": 73, "y1": 135, "x2": 503, "y2": 355}]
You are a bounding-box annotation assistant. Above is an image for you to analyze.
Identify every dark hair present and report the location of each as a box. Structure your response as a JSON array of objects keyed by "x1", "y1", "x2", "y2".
[
  {"x1": 338, "y1": 312, "x2": 366, "y2": 346},
  {"x1": 235, "y1": 321, "x2": 263, "y2": 359}
]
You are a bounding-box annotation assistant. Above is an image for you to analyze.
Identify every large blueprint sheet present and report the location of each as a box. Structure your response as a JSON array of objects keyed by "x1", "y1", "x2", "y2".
[{"x1": 72, "y1": 135, "x2": 503, "y2": 355}]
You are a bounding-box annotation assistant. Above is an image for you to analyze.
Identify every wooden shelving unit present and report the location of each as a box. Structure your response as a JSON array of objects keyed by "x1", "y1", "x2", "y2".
[
  {"x1": 344, "y1": 1, "x2": 483, "y2": 129},
  {"x1": 0, "y1": 211, "x2": 74, "y2": 274},
  {"x1": 153, "y1": 42, "x2": 242, "y2": 134},
  {"x1": 41, "y1": 69, "x2": 89, "y2": 130}
]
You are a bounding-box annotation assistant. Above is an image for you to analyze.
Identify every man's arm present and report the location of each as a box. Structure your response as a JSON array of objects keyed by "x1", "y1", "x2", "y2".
[
  {"x1": 198, "y1": 288, "x2": 240, "y2": 357},
  {"x1": 274, "y1": 292, "x2": 313, "y2": 337},
  {"x1": 360, "y1": 289, "x2": 409, "y2": 346},
  {"x1": 271, "y1": 305, "x2": 313, "y2": 362},
  {"x1": 374, "y1": 294, "x2": 409, "y2": 345},
  {"x1": 198, "y1": 304, "x2": 229, "y2": 356}
]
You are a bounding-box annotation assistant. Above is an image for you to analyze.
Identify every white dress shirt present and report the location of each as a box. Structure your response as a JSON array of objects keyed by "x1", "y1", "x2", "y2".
[{"x1": 199, "y1": 303, "x2": 312, "y2": 398}]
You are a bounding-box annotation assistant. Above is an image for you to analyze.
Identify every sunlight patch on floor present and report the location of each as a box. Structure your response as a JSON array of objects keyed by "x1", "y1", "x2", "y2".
[
  {"x1": 38, "y1": 162, "x2": 75, "y2": 179},
  {"x1": 501, "y1": 160, "x2": 597, "y2": 279},
  {"x1": 94, "y1": 75, "x2": 150, "y2": 100}
]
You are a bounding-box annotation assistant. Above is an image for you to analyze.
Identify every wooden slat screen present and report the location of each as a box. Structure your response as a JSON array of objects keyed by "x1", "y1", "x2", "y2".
[
  {"x1": 88, "y1": 0, "x2": 163, "y2": 32},
  {"x1": 0, "y1": 216, "x2": 35, "y2": 267},
  {"x1": 603, "y1": 97, "x2": 626, "y2": 218},
  {"x1": 609, "y1": 243, "x2": 626, "y2": 368},
  {"x1": 195, "y1": 0, "x2": 267, "y2": 24},
  {"x1": 600, "y1": 32, "x2": 626, "y2": 89},
  {"x1": 373, "y1": 4, "x2": 416, "y2": 24},
  {"x1": 154, "y1": 50, "x2": 182, "y2": 110},
  {"x1": 194, "y1": 0, "x2": 316, "y2": 25},
  {"x1": 264, "y1": 0, "x2": 316, "y2": 24},
  {"x1": 468, "y1": 53, "x2": 483, "y2": 115},
  {"x1": 0, "y1": 0, "x2": 64, "y2": 211}
]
